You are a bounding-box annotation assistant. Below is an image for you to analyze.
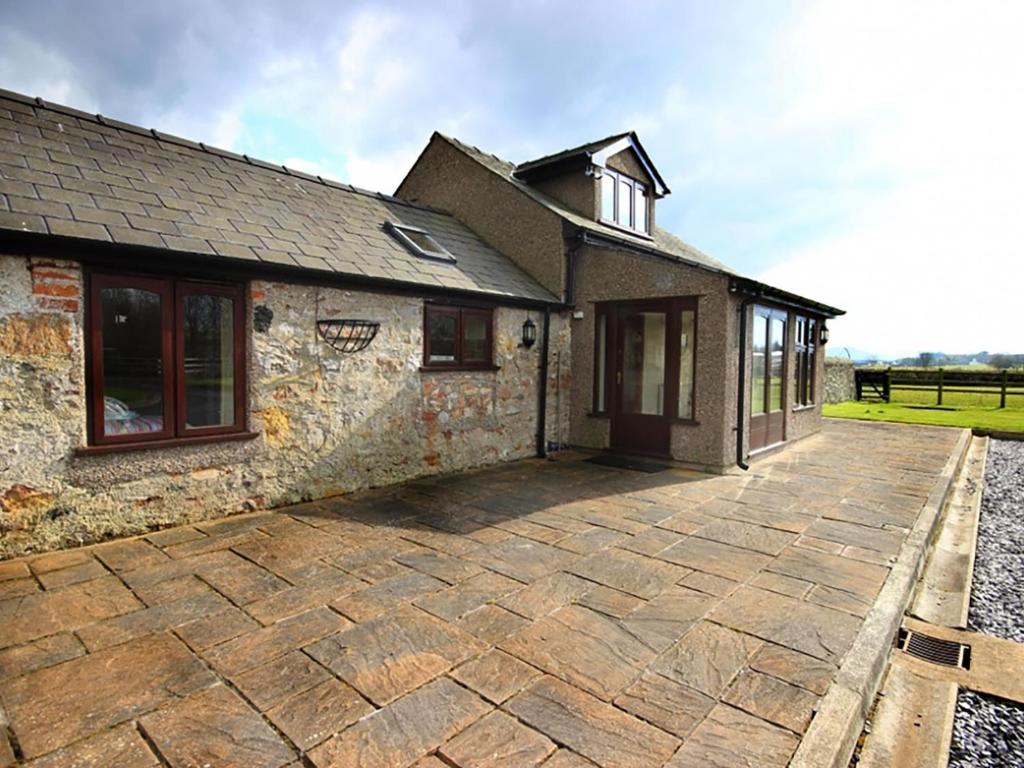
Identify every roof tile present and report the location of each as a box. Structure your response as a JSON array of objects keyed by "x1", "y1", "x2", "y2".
[
  {"x1": 0, "y1": 210, "x2": 47, "y2": 233},
  {"x1": 106, "y1": 226, "x2": 167, "y2": 249},
  {"x1": 48, "y1": 219, "x2": 110, "y2": 241},
  {"x1": 0, "y1": 93, "x2": 556, "y2": 303}
]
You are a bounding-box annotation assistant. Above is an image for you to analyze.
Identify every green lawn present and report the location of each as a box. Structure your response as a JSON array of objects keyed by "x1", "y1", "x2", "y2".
[{"x1": 824, "y1": 401, "x2": 1024, "y2": 433}]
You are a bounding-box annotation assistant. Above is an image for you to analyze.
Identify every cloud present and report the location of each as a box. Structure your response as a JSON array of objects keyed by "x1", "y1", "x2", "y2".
[
  {"x1": 1, "y1": 0, "x2": 1020, "y2": 357},
  {"x1": 0, "y1": 29, "x2": 96, "y2": 110}
]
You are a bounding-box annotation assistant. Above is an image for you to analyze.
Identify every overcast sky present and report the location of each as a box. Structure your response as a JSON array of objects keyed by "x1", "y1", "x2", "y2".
[{"x1": 2, "y1": 0, "x2": 1020, "y2": 358}]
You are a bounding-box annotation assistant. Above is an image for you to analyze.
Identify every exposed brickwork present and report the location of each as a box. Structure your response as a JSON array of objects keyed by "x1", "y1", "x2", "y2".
[{"x1": 29, "y1": 258, "x2": 81, "y2": 314}]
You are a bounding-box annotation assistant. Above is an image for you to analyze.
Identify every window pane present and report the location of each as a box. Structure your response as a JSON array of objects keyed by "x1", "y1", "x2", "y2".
[
  {"x1": 101, "y1": 287, "x2": 165, "y2": 436},
  {"x1": 183, "y1": 293, "x2": 235, "y2": 428},
  {"x1": 462, "y1": 313, "x2": 488, "y2": 362},
  {"x1": 601, "y1": 174, "x2": 616, "y2": 220},
  {"x1": 678, "y1": 310, "x2": 695, "y2": 420},
  {"x1": 595, "y1": 314, "x2": 607, "y2": 412},
  {"x1": 428, "y1": 311, "x2": 456, "y2": 362},
  {"x1": 770, "y1": 316, "x2": 785, "y2": 412},
  {"x1": 636, "y1": 187, "x2": 648, "y2": 233},
  {"x1": 621, "y1": 310, "x2": 665, "y2": 416},
  {"x1": 751, "y1": 314, "x2": 767, "y2": 415},
  {"x1": 617, "y1": 179, "x2": 632, "y2": 227}
]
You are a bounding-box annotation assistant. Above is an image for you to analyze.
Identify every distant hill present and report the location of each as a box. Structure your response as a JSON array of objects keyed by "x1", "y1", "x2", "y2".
[
  {"x1": 890, "y1": 351, "x2": 1024, "y2": 368},
  {"x1": 830, "y1": 349, "x2": 1024, "y2": 368}
]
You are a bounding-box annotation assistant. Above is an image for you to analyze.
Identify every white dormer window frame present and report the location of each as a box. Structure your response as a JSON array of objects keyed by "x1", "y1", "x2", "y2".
[
  {"x1": 385, "y1": 222, "x2": 457, "y2": 263},
  {"x1": 599, "y1": 168, "x2": 649, "y2": 235}
]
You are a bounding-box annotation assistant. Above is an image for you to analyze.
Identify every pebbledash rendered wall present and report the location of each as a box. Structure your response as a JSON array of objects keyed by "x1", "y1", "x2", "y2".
[{"x1": 0, "y1": 253, "x2": 570, "y2": 558}]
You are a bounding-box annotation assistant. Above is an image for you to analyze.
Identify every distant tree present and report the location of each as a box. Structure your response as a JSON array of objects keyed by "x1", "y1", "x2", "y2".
[
  {"x1": 989, "y1": 354, "x2": 1011, "y2": 370},
  {"x1": 917, "y1": 352, "x2": 935, "y2": 368}
]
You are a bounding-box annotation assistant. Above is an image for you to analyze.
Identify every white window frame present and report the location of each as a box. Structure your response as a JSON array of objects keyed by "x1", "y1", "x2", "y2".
[
  {"x1": 599, "y1": 169, "x2": 649, "y2": 235},
  {"x1": 385, "y1": 222, "x2": 456, "y2": 263}
]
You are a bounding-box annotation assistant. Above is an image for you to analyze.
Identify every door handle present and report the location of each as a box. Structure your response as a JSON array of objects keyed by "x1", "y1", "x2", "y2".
[{"x1": 617, "y1": 371, "x2": 622, "y2": 384}]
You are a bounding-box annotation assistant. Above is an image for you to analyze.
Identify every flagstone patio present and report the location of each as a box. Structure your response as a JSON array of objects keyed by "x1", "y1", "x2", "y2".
[{"x1": 0, "y1": 420, "x2": 964, "y2": 767}]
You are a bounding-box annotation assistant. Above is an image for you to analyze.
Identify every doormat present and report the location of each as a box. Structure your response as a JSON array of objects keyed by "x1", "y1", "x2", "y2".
[{"x1": 585, "y1": 454, "x2": 670, "y2": 473}]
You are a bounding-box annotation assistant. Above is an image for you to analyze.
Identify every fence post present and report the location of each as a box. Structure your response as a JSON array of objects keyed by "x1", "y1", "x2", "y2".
[
  {"x1": 937, "y1": 368, "x2": 944, "y2": 406},
  {"x1": 884, "y1": 368, "x2": 891, "y2": 402},
  {"x1": 1001, "y1": 370, "x2": 1008, "y2": 409}
]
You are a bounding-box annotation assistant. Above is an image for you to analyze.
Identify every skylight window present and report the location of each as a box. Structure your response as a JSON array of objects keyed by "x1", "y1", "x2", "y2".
[{"x1": 386, "y1": 222, "x2": 456, "y2": 263}]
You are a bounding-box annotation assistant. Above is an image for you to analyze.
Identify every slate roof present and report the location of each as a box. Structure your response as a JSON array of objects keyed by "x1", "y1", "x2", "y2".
[
  {"x1": 0, "y1": 90, "x2": 557, "y2": 304},
  {"x1": 434, "y1": 133, "x2": 738, "y2": 276},
  {"x1": 515, "y1": 132, "x2": 631, "y2": 173}
]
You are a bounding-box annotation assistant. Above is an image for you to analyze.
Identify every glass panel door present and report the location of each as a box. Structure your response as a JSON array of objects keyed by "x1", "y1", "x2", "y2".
[
  {"x1": 678, "y1": 309, "x2": 695, "y2": 420},
  {"x1": 100, "y1": 285, "x2": 167, "y2": 437},
  {"x1": 769, "y1": 315, "x2": 786, "y2": 413},
  {"x1": 751, "y1": 313, "x2": 767, "y2": 416},
  {"x1": 621, "y1": 310, "x2": 666, "y2": 416}
]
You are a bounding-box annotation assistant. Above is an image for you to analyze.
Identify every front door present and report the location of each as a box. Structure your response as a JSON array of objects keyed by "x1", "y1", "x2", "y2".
[
  {"x1": 610, "y1": 301, "x2": 671, "y2": 456},
  {"x1": 749, "y1": 306, "x2": 787, "y2": 452}
]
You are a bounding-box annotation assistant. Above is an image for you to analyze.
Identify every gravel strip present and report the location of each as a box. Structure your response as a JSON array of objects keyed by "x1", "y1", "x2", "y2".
[
  {"x1": 967, "y1": 439, "x2": 1024, "y2": 642},
  {"x1": 949, "y1": 689, "x2": 1024, "y2": 767}
]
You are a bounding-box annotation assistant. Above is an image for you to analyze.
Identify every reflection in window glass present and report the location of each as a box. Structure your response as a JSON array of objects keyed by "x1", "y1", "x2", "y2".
[
  {"x1": 101, "y1": 287, "x2": 164, "y2": 436},
  {"x1": 636, "y1": 187, "x2": 648, "y2": 234},
  {"x1": 595, "y1": 314, "x2": 607, "y2": 412},
  {"x1": 678, "y1": 310, "x2": 695, "y2": 420},
  {"x1": 622, "y1": 311, "x2": 665, "y2": 416},
  {"x1": 751, "y1": 314, "x2": 767, "y2": 415},
  {"x1": 770, "y1": 316, "x2": 785, "y2": 412},
  {"x1": 184, "y1": 294, "x2": 235, "y2": 428},
  {"x1": 428, "y1": 312, "x2": 456, "y2": 362},
  {"x1": 617, "y1": 179, "x2": 632, "y2": 227},
  {"x1": 462, "y1": 314, "x2": 488, "y2": 362},
  {"x1": 601, "y1": 174, "x2": 616, "y2": 221}
]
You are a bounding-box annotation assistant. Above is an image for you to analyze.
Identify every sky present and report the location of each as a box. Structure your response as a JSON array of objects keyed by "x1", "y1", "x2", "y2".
[{"x1": 1, "y1": 0, "x2": 1021, "y2": 359}]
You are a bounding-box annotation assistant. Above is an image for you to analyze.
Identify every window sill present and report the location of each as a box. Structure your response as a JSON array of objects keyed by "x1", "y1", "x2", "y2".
[
  {"x1": 76, "y1": 430, "x2": 260, "y2": 456},
  {"x1": 419, "y1": 365, "x2": 501, "y2": 373},
  {"x1": 791, "y1": 404, "x2": 817, "y2": 413},
  {"x1": 672, "y1": 418, "x2": 701, "y2": 426}
]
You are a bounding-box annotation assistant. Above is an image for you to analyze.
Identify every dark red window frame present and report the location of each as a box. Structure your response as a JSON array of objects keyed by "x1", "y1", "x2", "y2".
[
  {"x1": 422, "y1": 304, "x2": 495, "y2": 371},
  {"x1": 87, "y1": 272, "x2": 248, "y2": 447},
  {"x1": 795, "y1": 315, "x2": 818, "y2": 407}
]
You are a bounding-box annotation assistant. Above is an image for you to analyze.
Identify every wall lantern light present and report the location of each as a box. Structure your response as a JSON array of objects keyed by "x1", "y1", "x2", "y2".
[
  {"x1": 521, "y1": 317, "x2": 537, "y2": 349},
  {"x1": 819, "y1": 323, "x2": 830, "y2": 345}
]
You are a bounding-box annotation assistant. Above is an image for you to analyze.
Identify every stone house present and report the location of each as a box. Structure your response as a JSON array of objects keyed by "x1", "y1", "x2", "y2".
[{"x1": 0, "y1": 89, "x2": 841, "y2": 557}]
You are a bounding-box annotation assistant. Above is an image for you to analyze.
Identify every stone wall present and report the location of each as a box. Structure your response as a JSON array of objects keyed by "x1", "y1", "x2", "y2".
[
  {"x1": 824, "y1": 357, "x2": 856, "y2": 403},
  {"x1": 0, "y1": 253, "x2": 570, "y2": 558}
]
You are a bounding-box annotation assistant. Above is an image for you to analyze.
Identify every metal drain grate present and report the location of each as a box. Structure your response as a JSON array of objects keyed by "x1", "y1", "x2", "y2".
[{"x1": 898, "y1": 627, "x2": 972, "y2": 669}]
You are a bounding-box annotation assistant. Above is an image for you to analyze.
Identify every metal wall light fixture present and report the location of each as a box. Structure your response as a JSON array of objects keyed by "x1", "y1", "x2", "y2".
[
  {"x1": 521, "y1": 317, "x2": 537, "y2": 349},
  {"x1": 819, "y1": 323, "x2": 830, "y2": 345}
]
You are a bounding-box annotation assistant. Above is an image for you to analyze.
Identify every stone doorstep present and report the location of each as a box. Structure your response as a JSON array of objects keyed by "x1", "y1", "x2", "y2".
[{"x1": 787, "y1": 427, "x2": 973, "y2": 768}]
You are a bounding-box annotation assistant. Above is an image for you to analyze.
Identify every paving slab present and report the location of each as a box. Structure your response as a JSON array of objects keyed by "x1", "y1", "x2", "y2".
[
  {"x1": 507, "y1": 676, "x2": 681, "y2": 768},
  {"x1": 139, "y1": 683, "x2": 295, "y2": 768},
  {"x1": 306, "y1": 605, "x2": 485, "y2": 705},
  {"x1": 4, "y1": 633, "x2": 215, "y2": 759},
  {"x1": 0, "y1": 420, "x2": 964, "y2": 768},
  {"x1": 308, "y1": 677, "x2": 491, "y2": 768}
]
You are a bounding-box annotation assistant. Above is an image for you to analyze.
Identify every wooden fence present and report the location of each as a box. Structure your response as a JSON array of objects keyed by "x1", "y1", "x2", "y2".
[{"x1": 855, "y1": 368, "x2": 1024, "y2": 408}]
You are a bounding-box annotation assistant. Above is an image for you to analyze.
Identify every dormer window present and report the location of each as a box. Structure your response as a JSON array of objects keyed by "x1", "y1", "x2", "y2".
[
  {"x1": 600, "y1": 169, "x2": 649, "y2": 235},
  {"x1": 386, "y1": 222, "x2": 456, "y2": 263}
]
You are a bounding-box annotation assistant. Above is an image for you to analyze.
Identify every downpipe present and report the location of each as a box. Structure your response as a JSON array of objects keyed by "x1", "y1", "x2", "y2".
[{"x1": 735, "y1": 291, "x2": 759, "y2": 470}]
